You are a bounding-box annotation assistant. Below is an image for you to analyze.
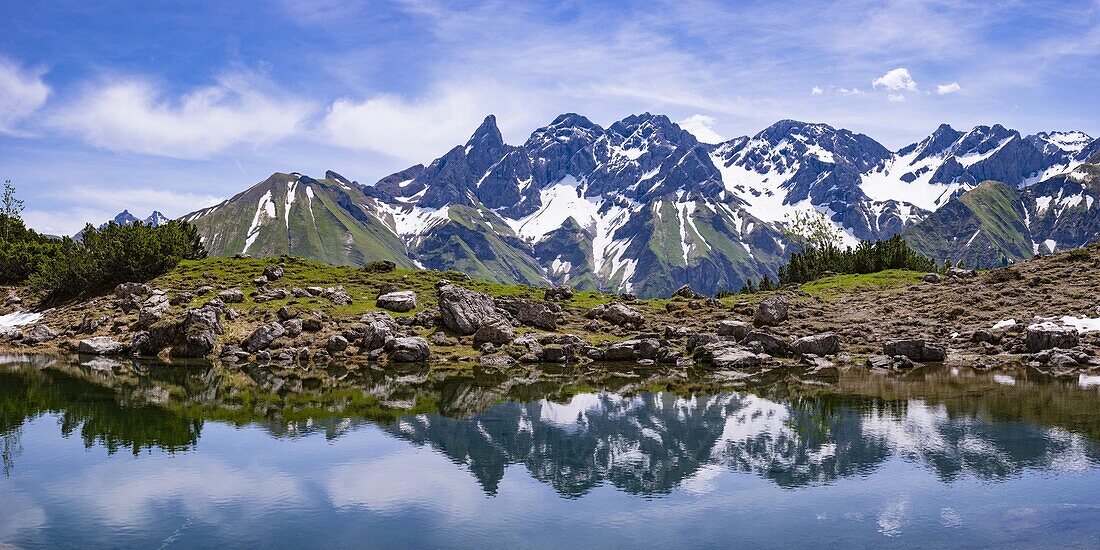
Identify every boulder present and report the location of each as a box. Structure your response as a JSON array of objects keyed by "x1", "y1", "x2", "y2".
[
  {"x1": 791, "y1": 332, "x2": 840, "y2": 356},
  {"x1": 717, "y1": 320, "x2": 752, "y2": 340},
  {"x1": 754, "y1": 296, "x2": 789, "y2": 326},
  {"x1": 1026, "y1": 324, "x2": 1079, "y2": 352},
  {"x1": 544, "y1": 285, "x2": 574, "y2": 301},
  {"x1": 672, "y1": 284, "x2": 697, "y2": 299},
  {"x1": 438, "y1": 284, "x2": 496, "y2": 335},
  {"x1": 282, "y1": 319, "x2": 303, "y2": 338},
  {"x1": 77, "y1": 336, "x2": 126, "y2": 355},
  {"x1": 388, "y1": 337, "x2": 430, "y2": 362},
  {"x1": 947, "y1": 267, "x2": 977, "y2": 279},
  {"x1": 882, "y1": 339, "x2": 946, "y2": 362},
  {"x1": 178, "y1": 306, "x2": 222, "y2": 357},
  {"x1": 605, "y1": 338, "x2": 661, "y2": 361},
  {"x1": 302, "y1": 317, "x2": 323, "y2": 332},
  {"x1": 326, "y1": 335, "x2": 349, "y2": 354},
  {"x1": 360, "y1": 312, "x2": 398, "y2": 351},
  {"x1": 244, "y1": 322, "x2": 286, "y2": 352},
  {"x1": 22, "y1": 325, "x2": 57, "y2": 344},
  {"x1": 327, "y1": 288, "x2": 353, "y2": 306},
  {"x1": 498, "y1": 298, "x2": 558, "y2": 330},
  {"x1": 697, "y1": 341, "x2": 764, "y2": 368},
  {"x1": 744, "y1": 330, "x2": 791, "y2": 357},
  {"x1": 922, "y1": 273, "x2": 942, "y2": 283},
  {"x1": 473, "y1": 316, "x2": 515, "y2": 346},
  {"x1": 262, "y1": 264, "x2": 284, "y2": 281},
  {"x1": 114, "y1": 282, "x2": 149, "y2": 298},
  {"x1": 376, "y1": 291, "x2": 417, "y2": 313},
  {"x1": 586, "y1": 302, "x2": 644, "y2": 326},
  {"x1": 217, "y1": 288, "x2": 245, "y2": 303}
]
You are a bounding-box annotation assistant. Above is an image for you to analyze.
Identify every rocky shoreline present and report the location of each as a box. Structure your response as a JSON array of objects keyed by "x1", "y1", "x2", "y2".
[{"x1": 2, "y1": 246, "x2": 1099, "y2": 379}]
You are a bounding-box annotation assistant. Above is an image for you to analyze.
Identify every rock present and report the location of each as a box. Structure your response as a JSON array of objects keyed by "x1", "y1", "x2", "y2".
[
  {"x1": 255, "y1": 288, "x2": 290, "y2": 303},
  {"x1": 170, "y1": 292, "x2": 194, "y2": 306},
  {"x1": 498, "y1": 298, "x2": 558, "y2": 330},
  {"x1": 22, "y1": 325, "x2": 57, "y2": 344},
  {"x1": 195, "y1": 285, "x2": 214, "y2": 296},
  {"x1": 253, "y1": 276, "x2": 269, "y2": 286},
  {"x1": 326, "y1": 335, "x2": 349, "y2": 354},
  {"x1": 438, "y1": 284, "x2": 496, "y2": 335},
  {"x1": 0, "y1": 326, "x2": 21, "y2": 341},
  {"x1": 882, "y1": 339, "x2": 946, "y2": 362},
  {"x1": 480, "y1": 354, "x2": 515, "y2": 367},
  {"x1": 743, "y1": 330, "x2": 790, "y2": 357},
  {"x1": 114, "y1": 282, "x2": 149, "y2": 298},
  {"x1": 244, "y1": 322, "x2": 286, "y2": 352},
  {"x1": 360, "y1": 312, "x2": 398, "y2": 351},
  {"x1": 947, "y1": 267, "x2": 977, "y2": 279},
  {"x1": 217, "y1": 288, "x2": 245, "y2": 303},
  {"x1": 328, "y1": 288, "x2": 353, "y2": 306},
  {"x1": 922, "y1": 273, "x2": 942, "y2": 283},
  {"x1": 800, "y1": 354, "x2": 836, "y2": 374},
  {"x1": 1026, "y1": 324, "x2": 1079, "y2": 352},
  {"x1": 276, "y1": 306, "x2": 297, "y2": 321},
  {"x1": 78, "y1": 336, "x2": 126, "y2": 355},
  {"x1": 971, "y1": 329, "x2": 1002, "y2": 344},
  {"x1": 388, "y1": 336, "x2": 430, "y2": 362},
  {"x1": 473, "y1": 316, "x2": 515, "y2": 345},
  {"x1": 754, "y1": 296, "x2": 789, "y2": 326},
  {"x1": 282, "y1": 319, "x2": 303, "y2": 338},
  {"x1": 673, "y1": 284, "x2": 697, "y2": 299},
  {"x1": 705, "y1": 342, "x2": 765, "y2": 368},
  {"x1": 717, "y1": 320, "x2": 752, "y2": 340},
  {"x1": 544, "y1": 285, "x2": 574, "y2": 301},
  {"x1": 376, "y1": 291, "x2": 417, "y2": 313},
  {"x1": 791, "y1": 332, "x2": 840, "y2": 356},
  {"x1": 586, "y1": 302, "x2": 644, "y2": 326},
  {"x1": 263, "y1": 264, "x2": 284, "y2": 281},
  {"x1": 137, "y1": 301, "x2": 169, "y2": 325},
  {"x1": 302, "y1": 317, "x2": 323, "y2": 332},
  {"x1": 364, "y1": 259, "x2": 397, "y2": 273},
  {"x1": 605, "y1": 338, "x2": 661, "y2": 361}
]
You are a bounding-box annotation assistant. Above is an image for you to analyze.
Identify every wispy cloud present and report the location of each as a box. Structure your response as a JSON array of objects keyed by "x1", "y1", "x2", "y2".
[
  {"x1": 0, "y1": 56, "x2": 50, "y2": 135},
  {"x1": 936, "y1": 82, "x2": 962, "y2": 95},
  {"x1": 49, "y1": 72, "x2": 316, "y2": 159}
]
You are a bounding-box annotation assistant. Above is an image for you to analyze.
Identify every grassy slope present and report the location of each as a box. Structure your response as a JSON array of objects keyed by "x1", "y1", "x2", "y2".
[{"x1": 904, "y1": 180, "x2": 1031, "y2": 266}]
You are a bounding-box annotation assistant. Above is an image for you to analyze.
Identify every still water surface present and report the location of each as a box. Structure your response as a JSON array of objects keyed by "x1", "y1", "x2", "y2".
[{"x1": 3, "y1": 356, "x2": 1100, "y2": 548}]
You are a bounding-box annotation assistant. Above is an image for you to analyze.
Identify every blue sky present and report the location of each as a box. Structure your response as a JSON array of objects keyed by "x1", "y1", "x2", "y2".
[{"x1": 2, "y1": 0, "x2": 1098, "y2": 234}]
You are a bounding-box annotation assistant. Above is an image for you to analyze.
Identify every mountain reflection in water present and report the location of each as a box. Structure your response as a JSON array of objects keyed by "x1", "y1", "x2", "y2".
[{"x1": 3, "y1": 354, "x2": 1100, "y2": 497}]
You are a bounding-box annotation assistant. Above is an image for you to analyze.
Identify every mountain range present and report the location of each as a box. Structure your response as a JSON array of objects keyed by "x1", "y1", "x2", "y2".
[{"x1": 156, "y1": 113, "x2": 1100, "y2": 297}]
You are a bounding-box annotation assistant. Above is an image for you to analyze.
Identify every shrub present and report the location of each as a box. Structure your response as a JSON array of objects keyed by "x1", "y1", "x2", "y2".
[
  {"x1": 741, "y1": 235, "x2": 936, "y2": 292},
  {"x1": 1066, "y1": 248, "x2": 1091, "y2": 261},
  {"x1": 0, "y1": 214, "x2": 62, "y2": 284},
  {"x1": 30, "y1": 220, "x2": 206, "y2": 302}
]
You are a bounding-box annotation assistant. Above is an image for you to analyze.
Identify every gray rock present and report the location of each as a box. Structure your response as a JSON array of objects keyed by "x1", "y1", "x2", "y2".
[
  {"x1": 138, "y1": 299, "x2": 170, "y2": 327},
  {"x1": 1026, "y1": 324, "x2": 1079, "y2": 352},
  {"x1": 717, "y1": 320, "x2": 752, "y2": 340},
  {"x1": 699, "y1": 342, "x2": 764, "y2": 368},
  {"x1": 263, "y1": 264, "x2": 284, "y2": 281},
  {"x1": 791, "y1": 332, "x2": 840, "y2": 356},
  {"x1": 438, "y1": 284, "x2": 496, "y2": 335},
  {"x1": 744, "y1": 330, "x2": 791, "y2": 357},
  {"x1": 586, "y1": 302, "x2": 644, "y2": 326},
  {"x1": 78, "y1": 336, "x2": 126, "y2": 355},
  {"x1": 498, "y1": 298, "x2": 558, "y2": 330},
  {"x1": 376, "y1": 291, "x2": 417, "y2": 313},
  {"x1": 754, "y1": 295, "x2": 789, "y2": 326},
  {"x1": 22, "y1": 325, "x2": 57, "y2": 344},
  {"x1": 217, "y1": 288, "x2": 245, "y2": 303},
  {"x1": 544, "y1": 285, "x2": 574, "y2": 301},
  {"x1": 388, "y1": 336, "x2": 430, "y2": 362},
  {"x1": 360, "y1": 312, "x2": 398, "y2": 351},
  {"x1": 178, "y1": 306, "x2": 223, "y2": 357},
  {"x1": 326, "y1": 335, "x2": 349, "y2": 354},
  {"x1": 282, "y1": 319, "x2": 303, "y2": 338},
  {"x1": 302, "y1": 317, "x2": 323, "y2": 332},
  {"x1": 114, "y1": 282, "x2": 149, "y2": 298},
  {"x1": 947, "y1": 267, "x2": 977, "y2": 279},
  {"x1": 473, "y1": 316, "x2": 515, "y2": 345},
  {"x1": 922, "y1": 273, "x2": 942, "y2": 283},
  {"x1": 882, "y1": 339, "x2": 946, "y2": 362},
  {"x1": 244, "y1": 322, "x2": 286, "y2": 352}
]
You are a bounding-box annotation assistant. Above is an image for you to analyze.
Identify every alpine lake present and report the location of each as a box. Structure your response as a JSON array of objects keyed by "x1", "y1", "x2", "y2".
[{"x1": 3, "y1": 354, "x2": 1100, "y2": 548}]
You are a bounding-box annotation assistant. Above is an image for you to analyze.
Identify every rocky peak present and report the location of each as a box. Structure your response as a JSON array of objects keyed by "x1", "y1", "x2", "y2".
[
  {"x1": 144, "y1": 211, "x2": 170, "y2": 227},
  {"x1": 113, "y1": 210, "x2": 139, "y2": 225},
  {"x1": 898, "y1": 123, "x2": 963, "y2": 161},
  {"x1": 465, "y1": 115, "x2": 508, "y2": 175}
]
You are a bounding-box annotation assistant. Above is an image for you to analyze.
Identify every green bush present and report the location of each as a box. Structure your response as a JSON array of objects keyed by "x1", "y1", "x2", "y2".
[
  {"x1": 0, "y1": 214, "x2": 62, "y2": 284},
  {"x1": 30, "y1": 220, "x2": 206, "y2": 302},
  {"x1": 741, "y1": 235, "x2": 936, "y2": 293}
]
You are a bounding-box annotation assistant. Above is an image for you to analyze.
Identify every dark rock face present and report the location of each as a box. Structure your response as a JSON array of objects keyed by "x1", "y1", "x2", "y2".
[
  {"x1": 438, "y1": 284, "x2": 497, "y2": 335},
  {"x1": 883, "y1": 339, "x2": 946, "y2": 362},
  {"x1": 1026, "y1": 324, "x2": 1079, "y2": 352}
]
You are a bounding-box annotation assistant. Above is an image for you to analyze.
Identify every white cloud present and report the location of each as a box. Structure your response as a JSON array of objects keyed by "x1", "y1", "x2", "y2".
[
  {"x1": 836, "y1": 87, "x2": 865, "y2": 96},
  {"x1": 936, "y1": 82, "x2": 961, "y2": 95},
  {"x1": 811, "y1": 86, "x2": 824, "y2": 95},
  {"x1": 0, "y1": 57, "x2": 50, "y2": 135},
  {"x1": 887, "y1": 94, "x2": 906, "y2": 103},
  {"x1": 49, "y1": 73, "x2": 315, "y2": 158},
  {"x1": 678, "y1": 114, "x2": 726, "y2": 144},
  {"x1": 872, "y1": 68, "x2": 918, "y2": 91}
]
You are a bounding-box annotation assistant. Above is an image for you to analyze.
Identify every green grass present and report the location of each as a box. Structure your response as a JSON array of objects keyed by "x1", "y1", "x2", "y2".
[{"x1": 799, "y1": 269, "x2": 925, "y2": 299}]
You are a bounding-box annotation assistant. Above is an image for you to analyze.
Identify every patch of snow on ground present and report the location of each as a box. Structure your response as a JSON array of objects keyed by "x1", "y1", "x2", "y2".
[
  {"x1": 1044, "y1": 239, "x2": 1057, "y2": 253},
  {"x1": 1060, "y1": 316, "x2": 1100, "y2": 333},
  {"x1": 243, "y1": 190, "x2": 275, "y2": 253},
  {"x1": 509, "y1": 176, "x2": 600, "y2": 241},
  {"x1": 991, "y1": 319, "x2": 1017, "y2": 330},
  {"x1": 0, "y1": 311, "x2": 43, "y2": 327},
  {"x1": 284, "y1": 179, "x2": 298, "y2": 228}
]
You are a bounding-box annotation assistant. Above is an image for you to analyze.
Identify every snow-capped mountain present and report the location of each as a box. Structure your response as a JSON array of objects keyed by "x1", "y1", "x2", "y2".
[
  {"x1": 182, "y1": 113, "x2": 1098, "y2": 297},
  {"x1": 74, "y1": 209, "x2": 174, "y2": 239}
]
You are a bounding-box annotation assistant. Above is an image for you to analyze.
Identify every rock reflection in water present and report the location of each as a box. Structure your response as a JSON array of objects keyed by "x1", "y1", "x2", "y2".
[{"x1": 2, "y1": 355, "x2": 1100, "y2": 498}]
